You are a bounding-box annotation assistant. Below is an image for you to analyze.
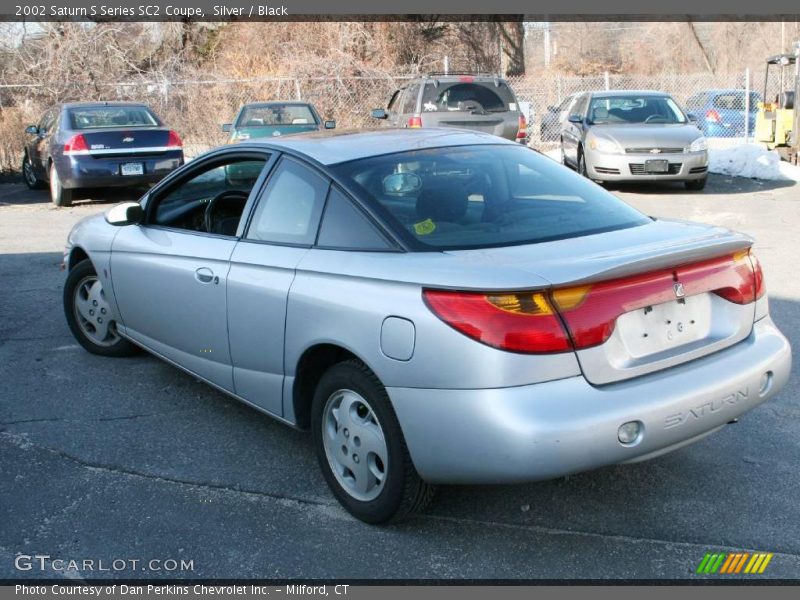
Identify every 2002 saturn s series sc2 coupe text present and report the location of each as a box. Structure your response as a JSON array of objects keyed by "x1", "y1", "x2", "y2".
[{"x1": 62, "y1": 129, "x2": 791, "y2": 523}]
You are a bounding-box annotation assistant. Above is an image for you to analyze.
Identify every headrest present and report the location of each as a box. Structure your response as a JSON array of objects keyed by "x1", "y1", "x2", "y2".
[
  {"x1": 416, "y1": 185, "x2": 468, "y2": 223},
  {"x1": 593, "y1": 106, "x2": 609, "y2": 120}
]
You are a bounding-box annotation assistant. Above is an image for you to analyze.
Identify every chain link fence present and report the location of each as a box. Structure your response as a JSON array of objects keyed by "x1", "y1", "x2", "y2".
[{"x1": 0, "y1": 69, "x2": 785, "y2": 173}]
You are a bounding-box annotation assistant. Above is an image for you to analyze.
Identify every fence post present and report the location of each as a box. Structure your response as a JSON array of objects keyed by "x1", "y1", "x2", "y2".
[
  {"x1": 744, "y1": 67, "x2": 750, "y2": 141},
  {"x1": 294, "y1": 78, "x2": 302, "y2": 101},
  {"x1": 604, "y1": 71, "x2": 610, "y2": 91}
]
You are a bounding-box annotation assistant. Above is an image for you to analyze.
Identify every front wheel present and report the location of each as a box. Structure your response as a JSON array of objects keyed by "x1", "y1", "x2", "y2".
[
  {"x1": 64, "y1": 259, "x2": 137, "y2": 357},
  {"x1": 685, "y1": 176, "x2": 707, "y2": 191},
  {"x1": 578, "y1": 150, "x2": 588, "y2": 177},
  {"x1": 50, "y1": 163, "x2": 73, "y2": 207},
  {"x1": 311, "y1": 360, "x2": 435, "y2": 523}
]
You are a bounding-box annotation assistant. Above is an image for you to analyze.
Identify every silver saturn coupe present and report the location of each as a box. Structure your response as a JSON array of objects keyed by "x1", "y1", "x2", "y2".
[
  {"x1": 560, "y1": 90, "x2": 709, "y2": 189},
  {"x1": 62, "y1": 129, "x2": 790, "y2": 523}
]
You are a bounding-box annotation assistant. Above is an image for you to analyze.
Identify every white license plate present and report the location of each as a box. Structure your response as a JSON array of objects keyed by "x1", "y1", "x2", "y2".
[
  {"x1": 616, "y1": 294, "x2": 711, "y2": 358},
  {"x1": 120, "y1": 162, "x2": 144, "y2": 176}
]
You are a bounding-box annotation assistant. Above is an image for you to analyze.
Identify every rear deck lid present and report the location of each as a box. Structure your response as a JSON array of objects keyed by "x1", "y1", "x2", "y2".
[{"x1": 445, "y1": 219, "x2": 758, "y2": 384}]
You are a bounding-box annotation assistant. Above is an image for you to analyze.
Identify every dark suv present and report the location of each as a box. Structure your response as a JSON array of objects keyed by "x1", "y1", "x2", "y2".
[{"x1": 371, "y1": 73, "x2": 526, "y2": 142}]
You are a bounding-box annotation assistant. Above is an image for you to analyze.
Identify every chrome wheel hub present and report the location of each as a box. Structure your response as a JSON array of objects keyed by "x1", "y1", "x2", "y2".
[
  {"x1": 73, "y1": 275, "x2": 120, "y2": 346},
  {"x1": 322, "y1": 389, "x2": 388, "y2": 502}
]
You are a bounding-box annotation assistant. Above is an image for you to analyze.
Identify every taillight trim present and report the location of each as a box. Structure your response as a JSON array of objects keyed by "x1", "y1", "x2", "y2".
[
  {"x1": 63, "y1": 134, "x2": 89, "y2": 156},
  {"x1": 422, "y1": 289, "x2": 573, "y2": 355},
  {"x1": 423, "y1": 250, "x2": 759, "y2": 355},
  {"x1": 166, "y1": 130, "x2": 183, "y2": 148},
  {"x1": 516, "y1": 114, "x2": 527, "y2": 139}
]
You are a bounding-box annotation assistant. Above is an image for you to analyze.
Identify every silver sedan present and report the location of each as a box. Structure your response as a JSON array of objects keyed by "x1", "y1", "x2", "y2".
[
  {"x1": 63, "y1": 129, "x2": 790, "y2": 523},
  {"x1": 560, "y1": 90, "x2": 709, "y2": 189}
]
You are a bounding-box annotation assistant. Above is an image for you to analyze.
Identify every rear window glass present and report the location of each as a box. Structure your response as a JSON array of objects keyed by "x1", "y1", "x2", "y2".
[
  {"x1": 421, "y1": 82, "x2": 513, "y2": 113},
  {"x1": 332, "y1": 145, "x2": 649, "y2": 251},
  {"x1": 69, "y1": 106, "x2": 159, "y2": 129},
  {"x1": 237, "y1": 104, "x2": 318, "y2": 127},
  {"x1": 712, "y1": 92, "x2": 761, "y2": 110}
]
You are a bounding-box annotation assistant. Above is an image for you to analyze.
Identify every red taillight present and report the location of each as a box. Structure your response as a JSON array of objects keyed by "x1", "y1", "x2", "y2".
[
  {"x1": 458, "y1": 76, "x2": 475, "y2": 83},
  {"x1": 749, "y1": 251, "x2": 766, "y2": 300},
  {"x1": 422, "y1": 289, "x2": 572, "y2": 354},
  {"x1": 63, "y1": 134, "x2": 88, "y2": 155},
  {"x1": 516, "y1": 114, "x2": 527, "y2": 139},
  {"x1": 706, "y1": 109, "x2": 721, "y2": 123},
  {"x1": 167, "y1": 130, "x2": 183, "y2": 148},
  {"x1": 424, "y1": 252, "x2": 760, "y2": 354},
  {"x1": 407, "y1": 116, "x2": 422, "y2": 128}
]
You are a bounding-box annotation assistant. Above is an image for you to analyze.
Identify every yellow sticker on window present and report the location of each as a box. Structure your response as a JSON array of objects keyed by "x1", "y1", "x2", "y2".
[{"x1": 414, "y1": 218, "x2": 436, "y2": 235}]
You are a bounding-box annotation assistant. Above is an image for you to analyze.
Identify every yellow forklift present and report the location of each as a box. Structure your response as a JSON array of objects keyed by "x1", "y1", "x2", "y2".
[{"x1": 755, "y1": 51, "x2": 798, "y2": 163}]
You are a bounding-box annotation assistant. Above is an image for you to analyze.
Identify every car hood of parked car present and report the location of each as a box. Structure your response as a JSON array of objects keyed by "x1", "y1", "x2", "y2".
[{"x1": 590, "y1": 123, "x2": 704, "y2": 148}]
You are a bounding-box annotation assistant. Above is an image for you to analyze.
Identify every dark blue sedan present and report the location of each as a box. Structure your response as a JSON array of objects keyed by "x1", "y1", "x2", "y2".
[
  {"x1": 685, "y1": 89, "x2": 762, "y2": 138},
  {"x1": 22, "y1": 102, "x2": 184, "y2": 206}
]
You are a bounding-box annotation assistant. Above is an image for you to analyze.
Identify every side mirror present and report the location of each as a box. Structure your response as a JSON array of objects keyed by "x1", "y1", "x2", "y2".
[
  {"x1": 105, "y1": 202, "x2": 143, "y2": 227},
  {"x1": 25, "y1": 125, "x2": 39, "y2": 135},
  {"x1": 324, "y1": 120, "x2": 336, "y2": 129},
  {"x1": 568, "y1": 114, "x2": 583, "y2": 124},
  {"x1": 221, "y1": 123, "x2": 232, "y2": 133},
  {"x1": 371, "y1": 108, "x2": 389, "y2": 120}
]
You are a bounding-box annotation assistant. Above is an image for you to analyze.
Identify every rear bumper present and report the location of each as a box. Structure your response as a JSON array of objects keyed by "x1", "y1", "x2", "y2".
[
  {"x1": 58, "y1": 152, "x2": 183, "y2": 189},
  {"x1": 586, "y1": 150, "x2": 708, "y2": 182},
  {"x1": 388, "y1": 317, "x2": 790, "y2": 484}
]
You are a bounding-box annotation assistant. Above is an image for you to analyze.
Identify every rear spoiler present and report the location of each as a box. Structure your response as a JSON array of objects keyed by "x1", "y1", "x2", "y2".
[{"x1": 569, "y1": 223, "x2": 753, "y2": 285}]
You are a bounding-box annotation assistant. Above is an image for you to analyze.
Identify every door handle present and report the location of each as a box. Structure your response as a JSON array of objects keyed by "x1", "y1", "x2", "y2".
[{"x1": 195, "y1": 267, "x2": 216, "y2": 284}]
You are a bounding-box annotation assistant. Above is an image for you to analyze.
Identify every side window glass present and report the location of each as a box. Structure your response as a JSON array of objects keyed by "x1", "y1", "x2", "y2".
[
  {"x1": 387, "y1": 89, "x2": 402, "y2": 112},
  {"x1": 150, "y1": 156, "x2": 267, "y2": 235},
  {"x1": 571, "y1": 96, "x2": 588, "y2": 119},
  {"x1": 246, "y1": 158, "x2": 328, "y2": 245},
  {"x1": 401, "y1": 84, "x2": 421, "y2": 114},
  {"x1": 39, "y1": 111, "x2": 54, "y2": 134},
  {"x1": 317, "y1": 187, "x2": 391, "y2": 250}
]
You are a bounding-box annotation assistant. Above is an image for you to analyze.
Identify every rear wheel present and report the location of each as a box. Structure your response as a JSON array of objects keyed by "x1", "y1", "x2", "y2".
[
  {"x1": 311, "y1": 359, "x2": 435, "y2": 523},
  {"x1": 49, "y1": 162, "x2": 73, "y2": 207},
  {"x1": 685, "y1": 176, "x2": 707, "y2": 191},
  {"x1": 22, "y1": 154, "x2": 44, "y2": 189},
  {"x1": 64, "y1": 259, "x2": 137, "y2": 357}
]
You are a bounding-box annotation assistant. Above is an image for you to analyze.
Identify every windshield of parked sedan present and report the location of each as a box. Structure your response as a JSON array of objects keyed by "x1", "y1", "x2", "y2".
[
  {"x1": 587, "y1": 95, "x2": 687, "y2": 124},
  {"x1": 236, "y1": 104, "x2": 318, "y2": 127},
  {"x1": 332, "y1": 145, "x2": 650, "y2": 251},
  {"x1": 68, "y1": 106, "x2": 160, "y2": 129}
]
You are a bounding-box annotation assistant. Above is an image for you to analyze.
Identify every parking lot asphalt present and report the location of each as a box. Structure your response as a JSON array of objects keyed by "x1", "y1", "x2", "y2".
[{"x1": 1, "y1": 175, "x2": 799, "y2": 580}]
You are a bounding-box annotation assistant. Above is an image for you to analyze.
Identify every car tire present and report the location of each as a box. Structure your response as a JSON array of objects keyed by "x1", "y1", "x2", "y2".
[
  {"x1": 49, "y1": 162, "x2": 73, "y2": 207},
  {"x1": 22, "y1": 154, "x2": 44, "y2": 189},
  {"x1": 685, "y1": 176, "x2": 707, "y2": 191},
  {"x1": 578, "y1": 149, "x2": 588, "y2": 177},
  {"x1": 64, "y1": 259, "x2": 138, "y2": 357},
  {"x1": 311, "y1": 359, "x2": 436, "y2": 524}
]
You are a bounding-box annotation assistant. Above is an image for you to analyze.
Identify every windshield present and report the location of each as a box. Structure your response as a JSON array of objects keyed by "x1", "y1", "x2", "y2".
[
  {"x1": 332, "y1": 145, "x2": 649, "y2": 251},
  {"x1": 588, "y1": 95, "x2": 687, "y2": 125},
  {"x1": 236, "y1": 104, "x2": 318, "y2": 127},
  {"x1": 68, "y1": 106, "x2": 160, "y2": 129}
]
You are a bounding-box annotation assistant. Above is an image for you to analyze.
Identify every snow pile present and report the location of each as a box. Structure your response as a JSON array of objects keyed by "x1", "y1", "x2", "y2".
[{"x1": 708, "y1": 144, "x2": 785, "y2": 180}]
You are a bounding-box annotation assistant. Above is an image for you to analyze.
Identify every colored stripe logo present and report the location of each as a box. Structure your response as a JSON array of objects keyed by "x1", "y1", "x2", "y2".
[{"x1": 696, "y1": 552, "x2": 773, "y2": 574}]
